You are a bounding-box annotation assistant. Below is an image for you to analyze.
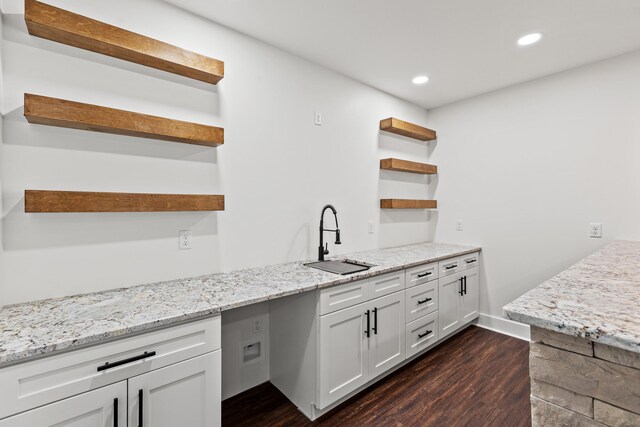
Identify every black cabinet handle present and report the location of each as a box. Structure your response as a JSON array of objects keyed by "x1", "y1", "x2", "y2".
[
  {"x1": 417, "y1": 271, "x2": 432, "y2": 278},
  {"x1": 97, "y1": 351, "x2": 156, "y2": 372},
  {"x1": 466, "y1": 259, "x2": 477, "y2": 264},
  {"x1": 445, "y1": 264, "x2": 457, "y2": 270},
  {"x1": 418, "y1": 330, "x2": 433, "y2": 339},
  {"x1": 464, "y1": 276, "x2": 467, "y2": 295},
  {"x1": 459, "y1": 277, "x2": 464, "y2": 295},
  {"x1": 138, "y1": 389, "x2": 143, "y2": 427},
  {"x1": 372, "y1": 307, "x2": 378, "y2": 335},
  {"x1": 417, "y1": 297, "x2": 432, "y2": 305},
  {"x1": 365, "y1": 310, "x2": 370, "y2": 337},
  {"x1": 113, "y1": 398, "x2": 118, "y2": 427}
]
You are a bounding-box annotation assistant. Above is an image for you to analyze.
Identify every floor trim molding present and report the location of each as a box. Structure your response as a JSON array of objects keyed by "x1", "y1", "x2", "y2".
[{"x1": 475, "y1": 313, "x2": 531, "y2": 341}]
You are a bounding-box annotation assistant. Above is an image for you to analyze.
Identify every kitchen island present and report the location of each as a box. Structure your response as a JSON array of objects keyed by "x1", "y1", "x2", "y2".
[{"x1": 504, "y1": 240, "x2": 640, "y2": 427}]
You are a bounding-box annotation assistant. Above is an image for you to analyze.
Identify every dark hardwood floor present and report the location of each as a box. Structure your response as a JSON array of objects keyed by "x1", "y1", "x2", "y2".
[{"x1": 222, "y1": 326, "x2": 531, "y2": 427}]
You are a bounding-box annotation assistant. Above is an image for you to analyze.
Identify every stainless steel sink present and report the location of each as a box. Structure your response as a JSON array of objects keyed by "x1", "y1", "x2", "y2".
[{"x1": 304, "y1": 259, "x2": 375, "y2": 275}]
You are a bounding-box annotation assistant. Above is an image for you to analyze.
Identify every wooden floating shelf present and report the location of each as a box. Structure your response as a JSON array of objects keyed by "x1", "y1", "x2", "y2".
[
  {"x1": 380, "y1": 117, "x2": 436, "y2": 141},
  {"x1": 24, "y1": 94, "x2": 224, "y2": 147},
  {"x1": 380, "y1": 199, "x2": 438, "y2": 209},
  {"x1": 380, "y1": 158, "x2": 437, "y2": 175},
  {"x1": 25, "y1": 190, "x2": 225, "y2": 213},
  {"x1": 25, "y1": 0, "x2": 224, "y2": 85}
]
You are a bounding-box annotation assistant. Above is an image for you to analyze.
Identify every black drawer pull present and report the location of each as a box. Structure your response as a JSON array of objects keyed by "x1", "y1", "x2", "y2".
[
  {"x1": 365, "y1": 310, "x2": 371, "y2": 337},
  {"x1": 463, "y1": 276, "x2": 467, "y2": 295},
  {"x1": 418, "y1": 330, "x2": 433, "y2": 339},
  {"x1": 114, "y1": 398, "x2": 118, "y2": 427},
  {"x1": 445, "y1": 264, "x2": 457, "y2": 270},
  {"x1": 459, "y1": 277, "x2": 464, "y2": 295},
  {"x1": 372, "y1": 307, "x2": 378, "y2": 335},
  {"x1": 417, "y1": 271, "x2": 432, "y2": 278},
  {"x1": 417, "y1": 297, "x2": 432, "y2": 305},
  {"x1": 138, "y1": 389, "x2": 143, "y2": 427},
  {"x1": 97, "y1": 351, "x2": 156, "y2": 372},
  {"x1": 466, "y1": 259, "x2": 477, "y2": 264}
]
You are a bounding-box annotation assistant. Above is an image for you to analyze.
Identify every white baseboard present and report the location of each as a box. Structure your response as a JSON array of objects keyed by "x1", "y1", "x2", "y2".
[{"x1": 475, "y1": 313, "x2": 531, "y2": 341}]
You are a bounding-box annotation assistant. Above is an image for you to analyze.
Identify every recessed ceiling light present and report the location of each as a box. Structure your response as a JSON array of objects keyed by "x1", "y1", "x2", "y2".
[
  {"x1": 412, "y1": 75, "x2": 429, "y2": 85},
  {"x1": 517, "y1": 32, "x2": 543, "y2": 46}
]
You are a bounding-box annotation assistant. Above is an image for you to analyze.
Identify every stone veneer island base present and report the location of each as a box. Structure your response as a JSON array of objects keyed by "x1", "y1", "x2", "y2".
[
  {"x1": 529, "y1": 326, "x2": 640, "y2": 427},
  {"x1": 504, "y1": 241, "x2": 640, "y2": 427}
]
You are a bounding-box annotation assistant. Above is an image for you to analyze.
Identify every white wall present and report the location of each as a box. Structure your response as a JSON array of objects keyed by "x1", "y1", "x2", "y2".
[
  {"x1": 429, "y1": 50, "x2": 640, "y2": 325},
  {"x1": 0, "y1": 0, "x2": 431, "y2": 305}
]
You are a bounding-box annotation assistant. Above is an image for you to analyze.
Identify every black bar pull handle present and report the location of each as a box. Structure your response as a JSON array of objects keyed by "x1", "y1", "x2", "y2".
[
  {"x1": 445, "y1": 264, "x2": 457, "y2": 270},
  {"x1": 418, "y1": 330, "x2": 433, "y2": 339},
  {"x1": 365, "y1": 310, "x2": 371, "y2": 337},
  {"x1": 372, "y1": 308, "x2": 378, "y2": 335},
  {"x1": 97, "y1": 351, "x2": 156, "y2": 372},
  {"x1": 464, "y1": 276, "x2": 467, "y2": 295},
  {"x1": 459, "y1": 277, "x2": 464, "y2": 295},
  {"x1": 417, "y1": 297, "x2": 432, "y2": 305},
  {"x1": 466, "y1": 259, "x2": 477, "y2": 264},
  {"x1": 417, "y1": 271, "x2": 432, "y2": 278},
  {"x1": 113, "y1": 398, "x2": 118, "y2": 427},
  {"x1": 138, "y1": 389, "x2": 143, "y2": 427}
]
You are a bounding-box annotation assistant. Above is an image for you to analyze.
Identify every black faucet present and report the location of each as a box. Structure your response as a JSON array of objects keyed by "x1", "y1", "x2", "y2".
[{"x1": 318, "y1": 204, "x2": 341, "y2": 261}]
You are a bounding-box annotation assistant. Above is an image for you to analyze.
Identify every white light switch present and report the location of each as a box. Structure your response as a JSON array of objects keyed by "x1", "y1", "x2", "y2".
[
  {"x1": 179, "y1": 230, "x2": 192, "y2": 249},
  {"x1": 368, "y1": 221, "x2": 374, "y2": 234}
]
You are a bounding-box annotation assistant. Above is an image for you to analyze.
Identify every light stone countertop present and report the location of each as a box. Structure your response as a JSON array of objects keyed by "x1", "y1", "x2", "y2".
[
  {"x1": 504, "y1": 240, "x2": 640, "y2": 353},
  {"x1": 0, "y1": 242, "x2": 480, "y2": 367}
]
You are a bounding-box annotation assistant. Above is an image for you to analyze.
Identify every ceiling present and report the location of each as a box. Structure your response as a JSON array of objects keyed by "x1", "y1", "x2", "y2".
[{"x1": 166, "y1": 0, "x2": 640, "y2": 109}]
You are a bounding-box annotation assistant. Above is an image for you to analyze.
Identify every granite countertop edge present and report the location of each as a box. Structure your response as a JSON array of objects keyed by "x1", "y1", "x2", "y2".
[
  {"x1": 503, "y1": 240, "x2": 640, "y2": 354},
  {"x1": 0, "y1": 242, "x2": 481, "y2": 367}
]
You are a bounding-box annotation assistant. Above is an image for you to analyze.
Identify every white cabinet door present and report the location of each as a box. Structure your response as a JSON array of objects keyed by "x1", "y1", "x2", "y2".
[
  {"x1": 319, "y1": 302, "x2": 369, "y2": 409},
  {"x1": 368, "y1": 270, "x2": 405, "y2": 299},
  {"x1": 128, "y1": 351, "x2": 221, "y2": 427},
  {"x1": 438, "y1": 272, "x2": 463, "y2": 338},
  {"x1": 368, "y1": 291, "x2": 405, "y2": 379},
  {"x1": 405, "y1": 280, "x2": 438, "y2": 323},
  {"x1": 461, "y1": 267, "x2": 480, "y2": 324},
  {"x1": 0, "y1": 381, "x2": 126, "y2": 427}
]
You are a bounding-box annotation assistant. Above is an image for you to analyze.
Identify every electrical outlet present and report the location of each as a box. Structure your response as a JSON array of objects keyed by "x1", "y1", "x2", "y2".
[
  {"x1": 368, "y1": 221, "x2": 374, "y2": 234},
  {"x1": 314, "y1": 112, "x2": 322, "y2": 126},
  {"x1": 456, "y1": 219, "x2": 464, "y2": 231},
  {"x1": 179, "y1": 230, "x2": 192, "y2": 249},
  {"x1": 252, "y1": 318, "x2": 263, "y2": 334},
  {"x1": 589, "y1": 223, "x2": 602, "y2": 238}
]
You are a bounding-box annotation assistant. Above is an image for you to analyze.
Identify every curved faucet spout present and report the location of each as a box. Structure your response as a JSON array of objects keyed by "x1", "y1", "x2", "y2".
[{"x1": 319, "y1": 204, "x2": 342, "y2": 261}]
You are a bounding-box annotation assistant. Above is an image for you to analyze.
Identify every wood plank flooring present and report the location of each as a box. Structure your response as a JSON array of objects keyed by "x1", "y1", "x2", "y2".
[{"x1": 222, "y1": 326, "x2": 531, "y2": 427}]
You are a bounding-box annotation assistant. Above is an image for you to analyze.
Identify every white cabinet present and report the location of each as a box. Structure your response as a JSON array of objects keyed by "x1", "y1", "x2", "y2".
[
  {"x1": 318, "y1": 290, "x2": 405, "y2": 409},
  {"x1": 438, "y1": 267, "x2": 480, "y2": 338},
  {"x1": 0, "y1": 381, "x2": 127, "y2": 427},
  {"x1": 368, "y1": 291, "x2": 405, "y2": 378},
  {"x1": 319, "y1": 301, "x2": 369, "y2": 407},
  {"x1": 128, "y1": 351, "x2": 221, "y2": 427},
  {"x1": 461, "y1": 268, "x2": 480, "y2": 323},
  {"x1": 405, "y1": 280, "x2": 438, "y2": 323},
  {"x1": 0, "y1": 317, "x2": 221, "y2": 426},
  {"x1": 406, "y1": 311, "x2": 439, "y2": 359}
]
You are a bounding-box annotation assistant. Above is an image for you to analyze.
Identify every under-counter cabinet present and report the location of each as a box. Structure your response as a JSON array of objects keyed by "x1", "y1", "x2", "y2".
[
  {"x1": 439, "y1": 260, "x2": 479, "y2": 339},
  {"x1": 271, "y1": 254, "x2": 479, "y2": 421},
  {"x1": 319, "y1": 290, "x2": 405, "y2": 407},
  {"x1": 0, "y1": 382, "x2": 127, "y2": 427},
  {"x1": 0, "y1": 316, "x2": 221, "y2": 427}
]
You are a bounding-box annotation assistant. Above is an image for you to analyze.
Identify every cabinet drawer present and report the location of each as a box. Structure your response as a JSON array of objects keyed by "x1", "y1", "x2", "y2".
[
  {"x1": 406, "y1": 312, "x2": 439, "y2": 359},
  {"x1": 405, "y1": 281, "x2": 438, "y2": 323},
  {"x1": 459, "y1": 252, "x2": 479, "y2": 271},
  {"x1": 439, "y1": 257, "x2": 461, "y2": 277},
  {"x1": 406, "y1": 262, "x2": 438, "y2": 289},
  {"x1": 368, "y1": 270, "x2": 405, "y2": 299},
  {"x1": 0, "y1": 316, "x2": 220, "y2": 420},
  {"x1": 319, "y1": 279, "x2": 369, "y2": 315}
]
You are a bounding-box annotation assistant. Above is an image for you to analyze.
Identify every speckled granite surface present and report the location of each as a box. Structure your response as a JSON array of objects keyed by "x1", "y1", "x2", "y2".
[
  {"x1": 0, "y1": 242, "x2": 479, "y2": 367},
  {"x1": 504, "y1": 240, "x2": 640, "y2": 353}
]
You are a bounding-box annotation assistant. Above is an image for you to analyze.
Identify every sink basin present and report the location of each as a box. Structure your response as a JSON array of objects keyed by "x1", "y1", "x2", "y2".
[{"x1": 304, "y1": 259, "x2": 375, "y2": 275}]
